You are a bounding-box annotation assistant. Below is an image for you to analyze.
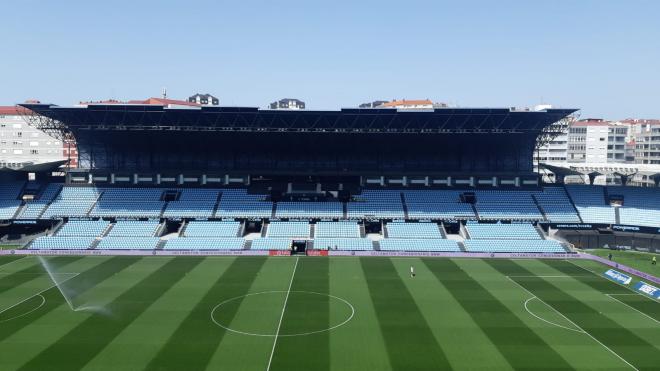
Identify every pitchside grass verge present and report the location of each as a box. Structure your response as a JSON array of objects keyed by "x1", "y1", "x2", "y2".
[
  {"x1": 585, "y1": 248, "x2": 660, "y2": 276},
  {"x1": 0, "y1": 255, "x2": 658, "y2": 371}
]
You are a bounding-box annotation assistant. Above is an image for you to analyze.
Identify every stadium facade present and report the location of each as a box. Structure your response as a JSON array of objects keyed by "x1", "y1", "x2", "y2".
[
  {"x1": 0, "y1": 102, "x2": 658, "y2": 255},
  {"x1": 21, "y1": 103, "x2": 575, "y2": 188}
]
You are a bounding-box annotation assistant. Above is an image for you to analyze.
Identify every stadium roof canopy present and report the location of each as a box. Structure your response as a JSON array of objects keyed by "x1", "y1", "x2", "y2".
[{"x1": 20, "y1": 103, "x2": 577, "y2": 134}]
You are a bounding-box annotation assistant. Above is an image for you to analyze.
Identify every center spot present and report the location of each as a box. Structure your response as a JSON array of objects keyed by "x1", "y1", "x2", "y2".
[{"x1": 211, "y1": 290, "x2": 354, "y2": 337}]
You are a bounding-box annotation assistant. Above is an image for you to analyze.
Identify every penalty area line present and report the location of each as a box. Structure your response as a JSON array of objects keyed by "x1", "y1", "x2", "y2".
[
  {"x1": 506, "y1": 276, "x2": 639, "y2": 371},
  {"x1": 265, "y1": 256, "x2": 299, "y2": 371}
]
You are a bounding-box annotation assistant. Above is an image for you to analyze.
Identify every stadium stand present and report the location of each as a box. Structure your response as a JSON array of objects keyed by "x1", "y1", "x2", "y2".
[
  {"x1": 565, "y1": 185, "x2": 616, "y2": 224},
  {"x1": 162, "y1": 188, "x2": 219, "y2": 218},
  {"x1": 534, "y1": 187, "x2": 581, "y2": 222},
  {"x1": 56, "y1": 220, "x2": 110, "y2": 237},
  {"x1": 275, "y1": 202, "x2": 343, "y2": 219},
  {"x1": 29, "y1": 236, "x2": 95, "y2": 250},
  {"x1": 463, "y1": 239, "x2": 565, "y2": 253},
  {"x1": 163, "y1": 237, "x2": 245, "y2": 250},
  {"x1": 267, "y1": 221, "x2": 310, "y2": 238},
  {"x1": 96, "y1": 237, "x2": 160, "y2": 250},
  {"x1": 41, "y1": 187, "x2": 102, "y2": 218},
  {"x1": 251, "y1": 238, "x2": 293, "y2": 251},
  {"x1": 17, "y1": 183, "x2": 63, "y2": 219},
  {"x1": 90, "y1": 188, "x2": 165, "y2": 218},
  {"x1": 314, "y1": 221, "x2": 361, "y2": 238},
  {"x1": 385, "y1": 222, "x2": 444, "y2": 239},
  {"x1": 215, "y1": 189, "x2": 273, "y2": 218},
  {"x1": 183, "y1": 221, "x2": 241, "y2": 237},
  {"x1": 107, "y1": 220, "x2": 160, "y2": 237},
  {"x1": 379, "y1": 239, "x2": 460, "y2": 252},
  {"x1": 347, "y1": 189, "x2": 405, "y2": 219},
  {"x1": 608, "y1": 186, "x2": 660, "y2": 227},
  {"x1": 314, "y1": 238, "x2": 373, "y2": 251},
  {"x1": 404, "y1": 190, "x2": 476, "y2": 219},
  {"x1": 474, "y1": 190, "x2": 543, "y2": 220},
  {"x1": 466, "y1": 222, "x2": 542, "y2": 240}
]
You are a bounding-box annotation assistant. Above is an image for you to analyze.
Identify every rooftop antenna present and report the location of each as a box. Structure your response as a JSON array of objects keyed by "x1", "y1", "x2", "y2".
[{"x1": 162, "y1": 87, "x2": 167, "y2": 99}]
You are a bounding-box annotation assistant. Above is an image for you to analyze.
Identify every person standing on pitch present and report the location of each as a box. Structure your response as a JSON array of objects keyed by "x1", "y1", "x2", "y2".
[
  {"x1": 652, "y1": 256, "x2": 657, "y2": 266},
  {"x1": 410, "y1": 265, "x2": 415, "y2": 278}
]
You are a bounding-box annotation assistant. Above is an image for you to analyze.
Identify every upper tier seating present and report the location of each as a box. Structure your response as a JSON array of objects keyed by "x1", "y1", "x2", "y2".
[
  {"x1": 91, "y1": 188, "x2": 165, "y2": 218},
  {"x1": 347, "y1": 189, "x2": 405, "y2": 219},
  {"x1": 41, "y1": 187, "x2": 102, "y2": 218},
  {"x1": 385, "y1": 222, "x2": 443, "y2": 239},
  {"x1": 534, "y1": 187, "x2": 581, "y2": 222},
  {"x1": 464, "y1": 239, "x2": 565, "y2": 253},
  {"x1": 565, "y1": 185, "x2": 615, "y2": 224},
  {"x1": 314, "y1": 221, "x2": 360, "y2": 238},
  {"x1": 403, "y1": 190, "x2": 476, "y2": 219},
  {"x1": 216, "y1": 189, "x2": 273, "y2": 218},
  {"x1": 275, "y1": 202, "x2": 343, "y2": 219},
  {"x1": 17, "y1": 184, "x2": 63, "y2": 219},
  {"x1": 251, "y1": 238, "x2": 292, "y2": 250},
  {"x1": 267, "y1": 221, "x2": 310, "y2": 238},
  {"x1": 184, "y1": 221, "x2": 241, "y2": 237},
  {"x1": 107, "y1": 220, "x2": 160, "y2": 237},
  {"x1": 473, "y1": 190, "x2": 544, "y2": 221},
  {"x1": 163, "y1": 237, "x2": 245, "y2": 250},
  {"x1": 466, "y1": 222, "x2": 541, "y2": 240},
  {"x1": 0, "y1": 200, "x2": 21, "y2": 219},
  {"x1": 162, "y1": 188, "x2": 220, "y2": 218},
  {"x1": 379, "y1": 239, "x2": 460, "y2": 252},
  {"x1": 30, "y1": 236, "x2": 95, "y2": 250},
  {"x1": 608, "y1": 186, "x2": 660, "y2": 227},
  {"x1": 96, "y1": 237, "x2": 160, "y2": 250},
  {"x1": 56, "y1": 220, "x2": 110, "y2": 237},
  {"x1": 0, "y1": 181, "x2": 24, "y2": 200},
  {"x1": 314, "y1": 238, "x2": 373, "y2": 251}
]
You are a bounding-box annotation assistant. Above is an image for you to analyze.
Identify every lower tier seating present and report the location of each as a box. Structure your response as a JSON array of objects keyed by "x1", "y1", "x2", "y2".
[
  {"x1": 251, "y1": 238, "x2": 293, "y2": 251},
  {"x1": 379, "y1": 239, "x2": 460, "y2": 252},
  {"x1": 96, "y1": 237, "x2": 160, "y2": 250},
  {"x1": 466, "y1": 222, "x2": 541, "y2": 240},
  {"x1": 385, "y1": 222, "x2": 443, "y2": 239},
  {"x1": 163, "y1": 237, "x2": 245, "y2": 250},
  {"x1": 314, "y1": 238, "x2": 373, "y2": 251},
  {"x1": 29, "y1": 236, "x2": 95, "y2": 250},
  {"x1": 463, "y1": 240, "x2": 565, "y2": 253}
]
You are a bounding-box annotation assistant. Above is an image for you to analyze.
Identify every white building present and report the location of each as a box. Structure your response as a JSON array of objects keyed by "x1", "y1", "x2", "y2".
[
  {"x1": 0, "y1": 106, "x2": 67, "y2": 169},
  {"x1": 269, "y1": 98, "x2": 305, "y2": 110}
]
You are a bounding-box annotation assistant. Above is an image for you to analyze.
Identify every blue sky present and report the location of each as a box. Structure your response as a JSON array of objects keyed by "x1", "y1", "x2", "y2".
[{"x1": 0, "y1": 0, "x2": 658, "y2": 119}]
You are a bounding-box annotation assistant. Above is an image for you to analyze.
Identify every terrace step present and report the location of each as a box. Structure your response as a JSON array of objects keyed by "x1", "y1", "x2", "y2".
[
  {"x1": 531, "y1": 195, "x2": 548, "y2": 221},
  {"x1": 372, "y1": 240, "x2": 380, "y2": 251},
  {"x1": 614, "y1": 206, "x2": 621, "y2": 225},
  {"x1": 89, "y1": 238, "x2": 102, "y2": 250},
  {"x1": 400, "y1": 192, "x2": 409, "y2": 220},
  {"x1": 243, "y1": 240, "x2": 252, "y2": 250},
  {"x1": 457, "y1": 241, "x2": 467, "y2": 252},
  {"x1": 342, "y1": 202, "x2": 348, "y2": 220},
  {"x1": 155, "y1": 239, "x2": 167, "y2": 250}
]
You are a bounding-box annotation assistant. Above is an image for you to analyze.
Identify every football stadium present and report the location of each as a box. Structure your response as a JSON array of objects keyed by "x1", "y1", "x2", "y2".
[{"x1": 0, "y1": 103, "x2": 658, "y2": 370}]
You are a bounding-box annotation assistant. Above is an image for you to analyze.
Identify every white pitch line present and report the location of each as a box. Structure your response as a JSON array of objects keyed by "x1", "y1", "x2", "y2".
[
  {"x1": 565, "y1": 259, "x2": 660, "y2": 299},
  {"x1": 523, "y1": 297, "x2": 583, "y2": 333},
  {"x1": 0, "y1": 273, "x2": 80, "y2": 315},
  {"x1": 506, "y1": 276, "x2": 639, "y2": 371},
  {"x1": 266, "y1": 257, "x2": 299, "y2": 371},
  {"x1": 605, "y1": 294, "x2": 660, "y2": 325}
]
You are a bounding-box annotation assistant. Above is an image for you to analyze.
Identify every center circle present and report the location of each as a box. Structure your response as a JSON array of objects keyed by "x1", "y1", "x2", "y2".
[{"x1": 210, "y1": 290, "x2": 354, "y2": 337}]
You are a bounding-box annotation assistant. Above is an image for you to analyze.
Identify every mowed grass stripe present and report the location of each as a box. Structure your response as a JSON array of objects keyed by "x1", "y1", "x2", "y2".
[
  {"x1": 269, "y1": 257, "x2": 330, "y2": 371},
  {"x1": 145, "y1": 257, "x2": 266, "y2": 371},
  {"x1": 0, "y1": 256, "x2": 83, "y2": 295},
  {"x1": 328, "y1": 257, "x2": 391, "y2": 371},
  {"x1": 0, "y1": 255, "x2": 25, "y2": 267},
  {"x1": 424, "y1": 259, "x2": 574, "y2": 370},
  {"x1": 18, "y1": 257, "x2": 204, "y2": 371},
  {"x1": 489, "y1": 259, "x2": 660, "y2": 371},
  {"x1": 361, "y1": 257, "x2": 451, "y2": 370},
  {"x1": 545, "y1": 259, "x2": 660, "y2": 322},
  {"x1": 0, "y1": 256, "x2": 140, "y2": 343}
]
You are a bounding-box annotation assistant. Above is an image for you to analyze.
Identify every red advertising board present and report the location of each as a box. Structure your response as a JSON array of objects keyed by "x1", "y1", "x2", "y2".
[
  {"x1": 269, "y1": 250, "x2": 291, "y2": 256},
  {"x1": 306, "y1": 250, "x2": 329, "y2": 256}
]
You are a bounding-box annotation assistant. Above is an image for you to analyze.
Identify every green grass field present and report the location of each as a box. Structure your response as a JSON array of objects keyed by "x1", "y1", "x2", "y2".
[
  {"x1": 585, "y1": 249, "x2": 660, "y2": 277},
  {"x1": 0, "y1": 254, "x2": 658, "y2": 370}
]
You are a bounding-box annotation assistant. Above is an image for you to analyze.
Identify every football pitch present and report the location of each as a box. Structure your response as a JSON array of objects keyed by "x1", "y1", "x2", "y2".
[{"x1": 0, "y1": 255, "x2": 658, "y2": 370}]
